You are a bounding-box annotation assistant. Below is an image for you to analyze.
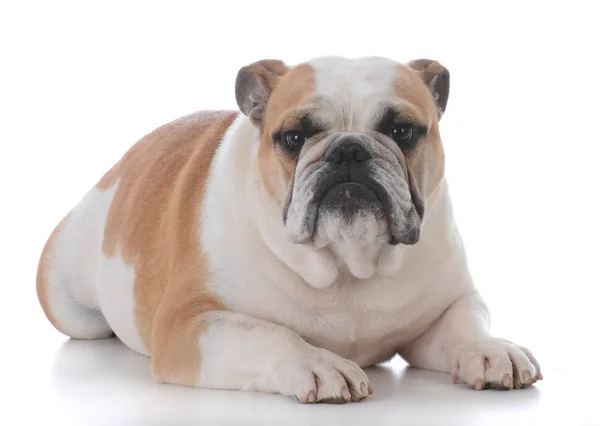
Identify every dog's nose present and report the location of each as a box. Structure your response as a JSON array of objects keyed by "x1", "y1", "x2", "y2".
[{"x1": 326, "y1": 141, "x2": 372, "y2": 165}]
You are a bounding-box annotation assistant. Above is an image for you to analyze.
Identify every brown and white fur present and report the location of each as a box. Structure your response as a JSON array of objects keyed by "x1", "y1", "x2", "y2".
[{"x1": 36, "y1": 56, "x2": 541, "y2": 404}]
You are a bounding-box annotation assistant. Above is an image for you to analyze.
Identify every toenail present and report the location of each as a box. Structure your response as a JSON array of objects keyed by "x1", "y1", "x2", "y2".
[
  {"x1": 475, "y1": 378, "x2": 484, "y2": 391},
  {"x1": 342, "y1": 386, "x2": 351, "y2": 401},
  {"x1": 523, "y1": 371, "x2": 532, "y2": 385},
  {"x1": 360, "y1": 383, "x2": 368, "y2": 396}
]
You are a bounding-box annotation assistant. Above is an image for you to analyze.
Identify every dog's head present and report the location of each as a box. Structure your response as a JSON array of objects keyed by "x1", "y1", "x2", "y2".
[{"x1": 236, "y1": 56, "x2": 449, "y2": 277}]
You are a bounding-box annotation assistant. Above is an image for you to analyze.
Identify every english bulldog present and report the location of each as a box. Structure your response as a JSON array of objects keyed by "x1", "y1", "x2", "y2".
[{"x1": 37, "y1": 55, "x2": 541, "y2": 403}]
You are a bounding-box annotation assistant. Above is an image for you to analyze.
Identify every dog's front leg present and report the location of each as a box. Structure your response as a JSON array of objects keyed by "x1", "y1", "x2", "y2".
[
  {"x1": 150, "y1": 309, "x2": 372, "y2": 403},
  {"x1": 399, "y1": 291, "x2": 542, "y2": 390}
]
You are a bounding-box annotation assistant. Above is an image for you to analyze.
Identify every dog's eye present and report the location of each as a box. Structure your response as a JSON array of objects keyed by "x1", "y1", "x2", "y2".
[
  {"x1": 283, "y1": 131, "x2": 306, "y2": 151},
  {"x1": 391, "y1": 125, "x2": 417, "y2": 147}
]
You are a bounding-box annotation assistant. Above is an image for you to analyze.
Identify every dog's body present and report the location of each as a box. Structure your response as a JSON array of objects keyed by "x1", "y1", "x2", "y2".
[{"x1": 37, "y1": 56, "x2": 541, "y2": 403}]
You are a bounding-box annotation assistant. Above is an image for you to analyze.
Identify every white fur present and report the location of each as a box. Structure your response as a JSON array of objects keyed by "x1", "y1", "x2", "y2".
[
  {"x1": 46, "y1": 186, "x2": 116, "y2": 339},
  {"x1": 97, "y1": 244, "x2": 149, "y2": 356},
  {"x1": 203, "y1": 114, "x2": 340, "y2": 291},
  {"x1": 197, "y1": 310, "x2": 370, "y2": 401},
  {"x1": 46, "y1": 182, "x2": 148, "y2": 355}
]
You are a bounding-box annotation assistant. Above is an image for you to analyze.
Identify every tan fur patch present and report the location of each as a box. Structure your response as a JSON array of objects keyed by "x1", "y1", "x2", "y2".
[
  {"x1": 258, "y1": 64, "x2": 316, "y2": 204},
  {"x1": 395, "y1": 65, "x2": 445, "y2": 199},
  {"x1": 36, "y1": 213, "x2": 71, "y2": 333},
  {"x1": 97, "y1": 110, "x2": 238, "y2": 386}
]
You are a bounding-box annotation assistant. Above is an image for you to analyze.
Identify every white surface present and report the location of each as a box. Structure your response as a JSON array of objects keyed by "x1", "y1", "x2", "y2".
[
  {"x1": 1, "y1": 1, "x2": 599, "y2": 425},
  {"x1": 7, "y1": 330, "x2": 599, "y2": 426}
]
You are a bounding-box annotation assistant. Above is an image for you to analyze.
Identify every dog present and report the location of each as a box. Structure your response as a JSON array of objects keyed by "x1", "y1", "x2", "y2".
[{"x1": 36, "y1": 55, "x2": 541, "y2": 403}]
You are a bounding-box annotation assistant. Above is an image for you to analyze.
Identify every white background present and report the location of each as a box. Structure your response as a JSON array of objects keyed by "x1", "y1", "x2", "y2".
[{"x1": 1, "y1": 1, "x2": 599, "y2": 425}]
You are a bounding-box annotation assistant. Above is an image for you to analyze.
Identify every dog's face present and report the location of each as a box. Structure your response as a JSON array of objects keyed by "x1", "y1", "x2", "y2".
[{"x1": 236, "y1": 56, "x2": 449, "y2": 262}]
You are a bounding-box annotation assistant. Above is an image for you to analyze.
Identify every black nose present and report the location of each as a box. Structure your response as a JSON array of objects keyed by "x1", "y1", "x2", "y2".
[{"x1": 326, "y1": 141, "x2": 372, "y2": 165}]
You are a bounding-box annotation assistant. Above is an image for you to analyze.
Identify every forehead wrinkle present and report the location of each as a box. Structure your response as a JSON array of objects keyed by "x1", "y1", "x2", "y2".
[
  {"x1": 275, "y1": 104, "x2": 333, "y2": 136},
  {"x1": 276, "y1": 108, "x2": 310, "y2": 130},
  {"x1": 371, "y1": 100, "x2": 431, "y2": 129},
  {"x1": 311, "y1": 93, "x2": 404, "y2": 133}
]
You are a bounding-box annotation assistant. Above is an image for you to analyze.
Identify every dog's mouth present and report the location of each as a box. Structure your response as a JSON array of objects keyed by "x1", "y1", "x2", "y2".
[
  {"x1": 284, "y1": 161, "x2": 421, "y2": 246},
  {"x1": 320, "y1": 182, "x2": 382, "y2": 208},
  {"x1": 317, "y1": 178, "x2": 387, "y2": 222}
]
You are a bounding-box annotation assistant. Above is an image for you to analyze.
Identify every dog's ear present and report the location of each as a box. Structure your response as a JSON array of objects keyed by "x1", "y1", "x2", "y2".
[
  {"x1": 407, "y1": 59, "x2": 450, "y2": 120},
  {"x1": 235, "y1": 59, "x2": 289, "y2": 126}
]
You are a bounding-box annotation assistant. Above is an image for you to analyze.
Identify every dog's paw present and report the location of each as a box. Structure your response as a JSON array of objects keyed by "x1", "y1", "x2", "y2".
[
  {"x1": 451, "y1": 338, "x2": 542, "y2": 390},
  {"x1": 277, "y1": 348, "x2": 373, "y2": 403}
]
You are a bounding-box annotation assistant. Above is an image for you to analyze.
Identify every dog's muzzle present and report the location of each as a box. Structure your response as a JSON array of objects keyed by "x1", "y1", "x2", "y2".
[
  {"x1": 317, "y1": 138, "x2": 383, "y2": 217},
  {"x1": 284, "y1": 133, "x2": 422, "y2": 246},
  {"x1": 315, "y1": 135, "x2": 420, "y2": 245}
]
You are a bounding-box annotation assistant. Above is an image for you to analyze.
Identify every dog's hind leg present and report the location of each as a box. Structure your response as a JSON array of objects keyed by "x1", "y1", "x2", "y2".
[{"x1": 36, "y1": 188, "x2": 116, "y2": 340}]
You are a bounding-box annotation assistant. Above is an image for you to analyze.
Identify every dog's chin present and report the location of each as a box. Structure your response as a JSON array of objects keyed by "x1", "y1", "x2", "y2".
[
  {"x1": 307, "y1": 184, "x2": 387, "y2": 279},
  {"x1": 283, "y1": 181, "x2": 422, "y2": 280}
]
